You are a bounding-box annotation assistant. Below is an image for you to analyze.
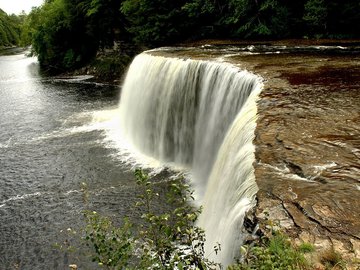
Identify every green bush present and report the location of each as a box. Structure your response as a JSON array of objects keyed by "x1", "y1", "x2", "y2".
[
  {"x1": 298, "y1": 242, "x2": 315, "y2": 254},
  {"x1": 228, "y1": 232, "x2": 313, "y2": 270},
  {"x1": 82, "y1": 169, "x2": 320, "y2": 270},
  {"x1": 84, "y1": 212, "x2": 133, "y2": 268},
  {"x1": 84, "y1": 169, "x2": 219, "y2": 269},
  {"x1": 64, "y1": 167, "x2": 337, "y2": 270}
]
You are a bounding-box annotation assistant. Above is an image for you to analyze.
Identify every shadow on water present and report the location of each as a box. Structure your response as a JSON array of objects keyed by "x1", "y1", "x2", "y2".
[{"x1": 282, "y1": 65, "x2": 360, "y2": 89}]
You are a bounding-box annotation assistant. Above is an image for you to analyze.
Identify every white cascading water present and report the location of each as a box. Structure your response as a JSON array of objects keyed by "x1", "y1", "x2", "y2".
[
  {"x1": 198, "y1": 88, "x2": 261, "y2": 265},
  {"x1": 118, "y1": 53, "x2": 263, "y2": 266}
]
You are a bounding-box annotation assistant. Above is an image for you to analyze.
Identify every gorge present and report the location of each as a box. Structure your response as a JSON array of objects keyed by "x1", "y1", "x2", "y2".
[
  {"x1": 0, "y1": 43, "x2": 359, "y2": 269},
  {"x1": 115, "y1": 43, "x2": 360, "y2": 268}
]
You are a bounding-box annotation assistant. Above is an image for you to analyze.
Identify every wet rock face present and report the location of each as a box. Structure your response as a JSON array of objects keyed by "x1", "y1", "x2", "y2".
[
  {"x1": 151, "y1": 43, "x2": 360, "y2": 267},
  {"x1": 249, "y1": 52, "x2": 360, "y2": 267}
]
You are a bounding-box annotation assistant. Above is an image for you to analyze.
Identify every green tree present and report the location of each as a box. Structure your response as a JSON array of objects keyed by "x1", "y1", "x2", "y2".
[
  {"x1": 29, "y1": 0, "x2": 126, "y2": 71},
  {"x1": 30, "y1": 0, "x2": 78, "y2": 70},
  {"x1": 303, "y1": 0, "x2": 327, "y2": 37},
  {"x1": 19, "y1": 0, "x2": 360, "y2": 72},
  {"x1": 20, "y1": 7, "x2": 43, "y2": 47},
  {"x1": 0, "y1": 9, "x2": 23, "y2": 47},
  {"x1": 121, "y1": 0, "x2": 191, "y2": 46},
  {"x1": 79, "y1": 0, "x2": 126, "y2": 47},
  {"x1": 326, "y1": 0, "x2": 360, "y2": 38},
  {"x1": 223, "y1": 0, "x2": 291, "y2": 38},
  {"x1": 181, "y1": 0, "x2": 218, "y2": 38}
]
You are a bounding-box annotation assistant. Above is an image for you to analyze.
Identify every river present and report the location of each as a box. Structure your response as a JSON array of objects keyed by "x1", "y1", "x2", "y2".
[
  {"x1": 1, "y1": 43, "x2": 359, "y2": 269},
  {"x1": 0, "y1": 50, "x2": 139, "y2": 269}
]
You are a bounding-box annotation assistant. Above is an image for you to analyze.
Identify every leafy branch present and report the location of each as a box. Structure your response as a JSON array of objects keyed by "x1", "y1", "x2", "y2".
[{"x1": 84, "y1": 169, "x2": 220, "y2": 269}]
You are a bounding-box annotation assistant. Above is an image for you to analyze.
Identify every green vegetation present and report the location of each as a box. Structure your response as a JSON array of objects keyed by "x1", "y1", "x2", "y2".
[
  {"x1": 1, "y1": 0, "x2": 359, "y2": 70},
  {"x1": 20, "y1": 0, "x2": 121, "y2": 71},
  {"x1": 80, "y1": 170, "x2": 322, "y2": 269},
  {"x1": 84, "y1": 169, "x2": 219, "y2": 269},
  {"x1": 85, "y1": 45, "x2": 135, "y2": 82},
  {"x1": 0, "y1": 9, "x2": 24, "y2": 48},
  {"x1": 11, "y1": 0, "x2": 358, "y2": 72},
  {"x1": 228, "y1": 232, "x2": 313, "y2": 270},
  {"x1": 298, "y1": 242, "x2": 315, "y2": 254}
]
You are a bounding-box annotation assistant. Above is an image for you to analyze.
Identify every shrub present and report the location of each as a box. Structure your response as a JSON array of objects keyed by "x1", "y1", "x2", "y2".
[
  {"x1": 83, "y1": 169, "x2": 320, "y2": 270},
  {"x1": 84, "y1": 169, "x2": 219, "y2": 269},
  {"x1": 228, "y1": 231, "x2": 313, "y2": 270}
]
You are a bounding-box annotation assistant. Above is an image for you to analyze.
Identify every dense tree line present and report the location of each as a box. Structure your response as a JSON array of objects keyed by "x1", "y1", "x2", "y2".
[
  {"x1": 20, "y1": 0, "x2": 360, "y2": 71},
  {"x1": 20, "y1": 0, "x2": 124, "y2": 70},
  {"x1": 0, "y1": 9, "x2": 24, "y2": 48}
]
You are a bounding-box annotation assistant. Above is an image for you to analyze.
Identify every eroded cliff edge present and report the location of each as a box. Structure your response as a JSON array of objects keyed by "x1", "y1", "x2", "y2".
[
  {"x1": 247, "y1": 48, "x2": 360, "y2": 269},
  {"x1": 2, "y1": 40, "x2": 358, "y2": 268},
  {"x1": 152, "y1": 42, "x2": 360, "y2": 268}
]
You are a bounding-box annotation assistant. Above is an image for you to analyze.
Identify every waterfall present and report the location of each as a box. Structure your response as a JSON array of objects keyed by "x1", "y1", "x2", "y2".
[
  {"x1": 119, "y1": 53, "x2": 263, "y2": 266},
  {"x1": 198, "y1": 88, "x2": 261, "y2": 265}
]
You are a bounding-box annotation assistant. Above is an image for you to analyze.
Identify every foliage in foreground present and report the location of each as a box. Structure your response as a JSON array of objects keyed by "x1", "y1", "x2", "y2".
[
  {"x1": 84, "y1": 169, "x2": 219, "y2": 269},
  {"x1": 228, "y1": 232, "x2": 314, "y2": 270},
  {"x1": 83, "y1": 169, "x2": 322, "y2": 270}
]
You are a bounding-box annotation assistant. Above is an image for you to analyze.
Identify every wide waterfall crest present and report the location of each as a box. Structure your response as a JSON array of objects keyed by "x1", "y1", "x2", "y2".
[{"x1": 119, "y1": 53, "x2": 263, "y2": 266}]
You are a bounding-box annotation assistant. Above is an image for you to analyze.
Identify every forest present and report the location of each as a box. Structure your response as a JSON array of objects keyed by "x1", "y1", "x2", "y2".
[
  {"x1": 2, "y1": 0, "x2": 360, "y2": 71},
  {"x1": 0, "y1": 9, "x2": 24, "y2": 48}
]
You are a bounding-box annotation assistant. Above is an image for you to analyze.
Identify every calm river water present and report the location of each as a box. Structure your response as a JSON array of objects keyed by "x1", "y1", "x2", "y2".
[{"x1": 0, "y1": 50, "x2": 139, "y2": 269}]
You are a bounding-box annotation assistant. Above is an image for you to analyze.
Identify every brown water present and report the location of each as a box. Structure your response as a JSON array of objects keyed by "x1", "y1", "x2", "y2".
[
  {"x1": 151, "y1": 43, "x2": 360, "y2": 262},
  {"x1": 241, "y1": 52, "x2": 360, "y2": 235},
  {"x1": 2, "y1": 44, "x2": 359, "y2": 268}
]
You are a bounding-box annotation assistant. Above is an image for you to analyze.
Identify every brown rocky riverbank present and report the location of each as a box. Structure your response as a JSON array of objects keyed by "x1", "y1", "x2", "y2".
[
  {"x1": 244, "y1": 46, "x2": 360, "y2": 269},
  {"x1": 151, "y1": 41, "x2": 360, "y2": 268},
  {"x1": 72, "y1": 40, "x2": 360, "y2": 268}
]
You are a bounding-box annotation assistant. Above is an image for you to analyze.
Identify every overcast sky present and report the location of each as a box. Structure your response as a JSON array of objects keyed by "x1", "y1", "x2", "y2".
[{"x1": 0, "y1": 0, "x2": 43, "y2": 15}]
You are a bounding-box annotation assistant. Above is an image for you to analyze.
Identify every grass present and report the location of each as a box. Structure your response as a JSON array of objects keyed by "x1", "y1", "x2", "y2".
[
  {"x1": 298, "y1": 242, "x2": 316, "y2": 253},
  {"x1": 228, "y1": 231, "x2": 314, "y2": 270},
  {"x1": 320, "y1": 248, "x2": 346, "y2": 270}
]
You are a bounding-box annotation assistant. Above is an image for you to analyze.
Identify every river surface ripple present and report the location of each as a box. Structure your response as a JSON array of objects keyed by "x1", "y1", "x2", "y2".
[{"x1": 0, "y1": 52, "x2": 138, "y2": 269}]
